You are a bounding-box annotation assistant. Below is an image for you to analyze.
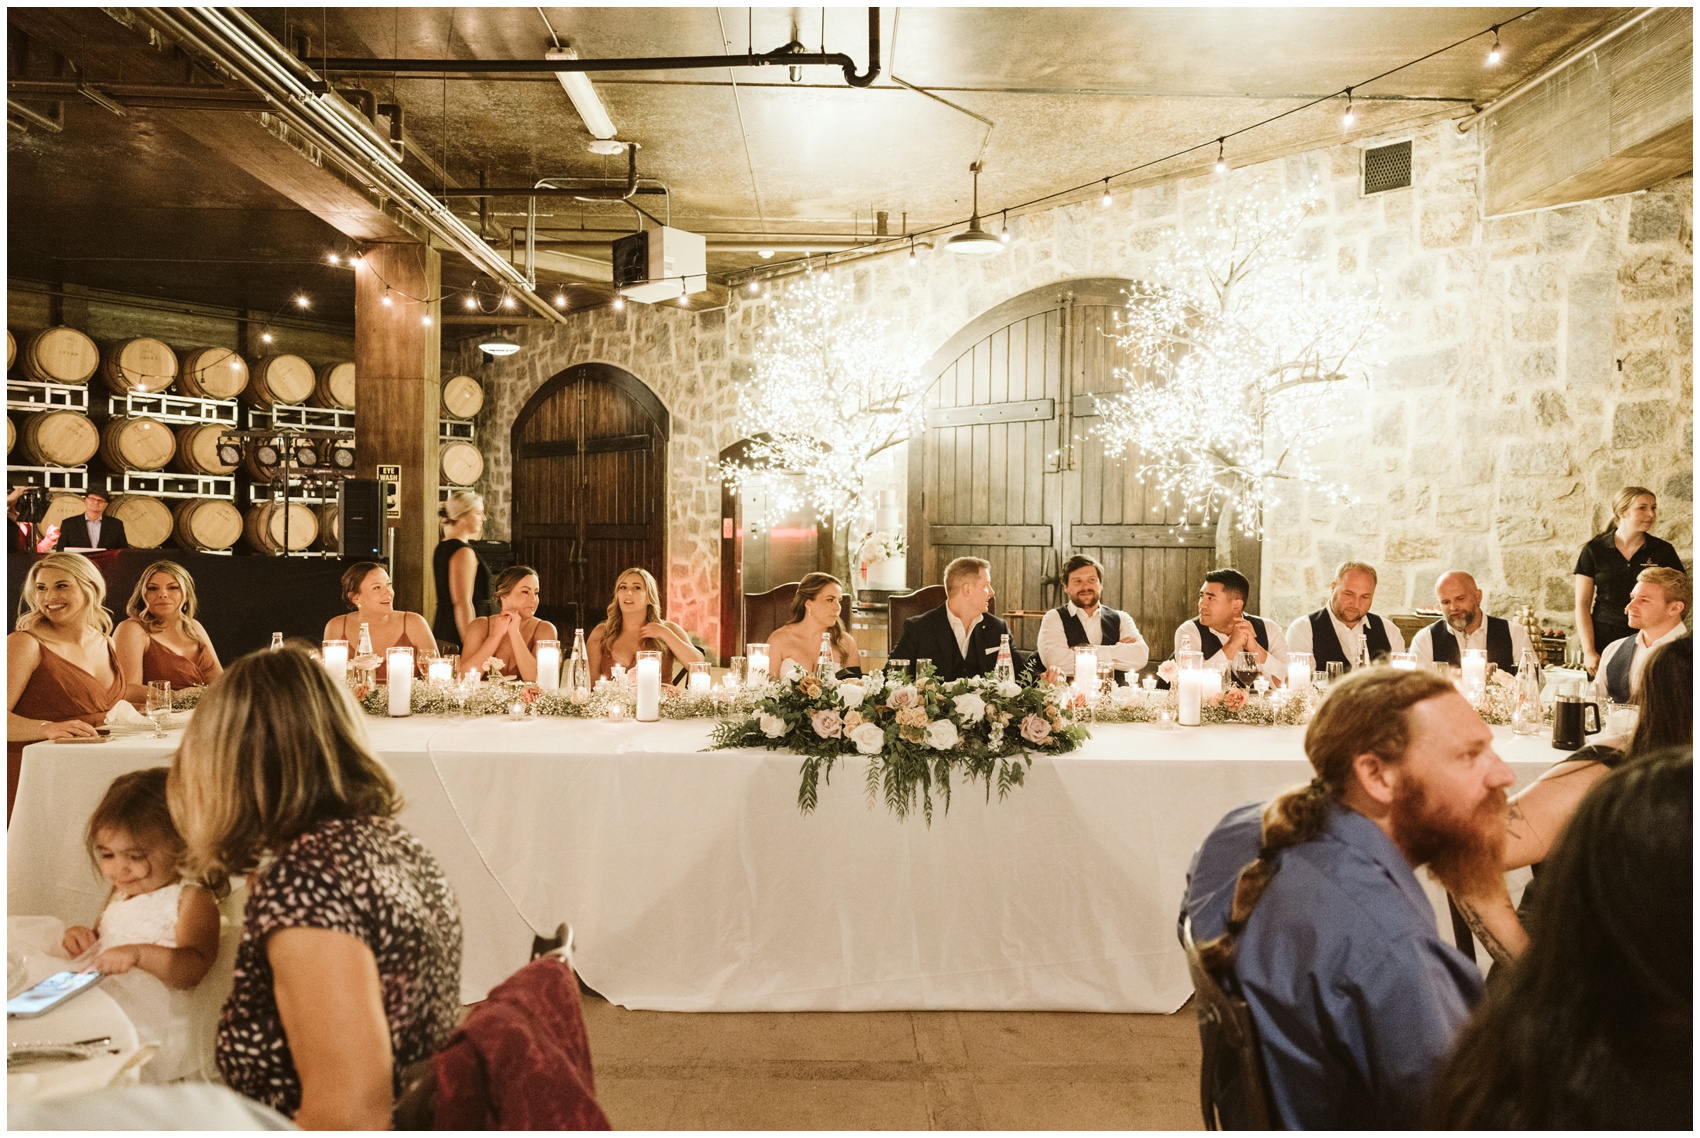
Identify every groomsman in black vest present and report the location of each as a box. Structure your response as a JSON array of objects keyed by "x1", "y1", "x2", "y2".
[
  {"x1": 1036, "y1": 554, "x2": 1149, "y2": 685},
  {"x1": 1597, "y1": 567, "x2": 1689, "y2": 703},
  {"x1": 888, "y1": 556, "x2": 1024, "y2": 682},
  {"x1": 1173, "y1": 568, "x2": 1287, "y2": 682},
  {"x1": 1410, "y1": 570, "x2": 1532, "y2": 673},
  {"x1": 1285, "y1": 560, "x2": 1406, "y2": 671}
]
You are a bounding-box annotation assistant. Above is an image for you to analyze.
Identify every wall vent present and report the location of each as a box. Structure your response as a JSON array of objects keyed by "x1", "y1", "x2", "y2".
[{"x1": 1362, "y1": 140, "x2": 1413, "y2": 195}]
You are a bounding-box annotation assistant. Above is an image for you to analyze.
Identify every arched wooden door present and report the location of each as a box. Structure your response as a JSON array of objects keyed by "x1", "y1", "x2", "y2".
[
  {"x1": 511, "y1": 363, "x2": 669, "y2": 636},
  {"x1": 909, "y1": 279, "x2": 1255, "y2": 663}
]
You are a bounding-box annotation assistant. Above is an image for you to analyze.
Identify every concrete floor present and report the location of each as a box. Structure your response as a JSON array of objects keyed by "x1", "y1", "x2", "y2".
[{"x1": 581, "y1": 997, "x2": 1203, "y2": 1131}]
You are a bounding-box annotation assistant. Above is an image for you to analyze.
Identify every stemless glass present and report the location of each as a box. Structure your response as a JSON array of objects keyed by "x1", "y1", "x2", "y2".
[
  {"x1": 145, "y1": 681, "x2": 171, "y2": 739},
  {"x1": 1326, "y1": 660, "x2": 1346, "y2": 684}
]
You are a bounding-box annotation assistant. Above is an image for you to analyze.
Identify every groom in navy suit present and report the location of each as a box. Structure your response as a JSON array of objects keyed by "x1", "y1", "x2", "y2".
[{"x1": 889, "y1": 556, "x2": 1027, "y2": 681}]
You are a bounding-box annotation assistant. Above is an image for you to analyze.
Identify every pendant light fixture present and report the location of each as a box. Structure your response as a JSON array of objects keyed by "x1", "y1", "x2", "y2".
[
  {"x1": 478, "y1": 330, "x2": 522, "y2": 357},
  {"x1": 945, "y1": 162, "x2": 1005, "y2": 257}
]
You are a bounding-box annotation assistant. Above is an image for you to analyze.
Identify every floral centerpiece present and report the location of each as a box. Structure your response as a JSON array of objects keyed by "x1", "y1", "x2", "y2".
[
  {"x1": 353, "y1": 674, "x2": 762, "y2": 721},
  {"x1": 710, "y1": 662, "x2": 1088, "y2": 822}
]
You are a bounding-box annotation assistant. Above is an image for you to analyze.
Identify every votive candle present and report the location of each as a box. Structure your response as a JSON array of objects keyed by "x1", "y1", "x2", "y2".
[
  {"x1": 1200, "y1": 669, "x2": 1222, "y2": 701},
  {"x1": 387, "y1": 648, "x2": 414, "y2": 716},
  {"x1": 1461, "y1": 648, "x2": 1487, "y2": 695},
  {"x1": 1390, "y1": 652, "x2": 1418, "y2": 671},
  {"x1": 427, "y1": 657, "x2": 453, "y2": 685},
  {"x1": 535, "y1": 639, "x2": 562, "y2": 692},
  {"x1": 688, "y1": 661, "x2": 711, "y2": 693},
  {"x1": 635, "y1": 650, "x2": 661, "y2": 721},
  {"x1": 322, "y1": 639, "x2": 348, "y2": 684}
]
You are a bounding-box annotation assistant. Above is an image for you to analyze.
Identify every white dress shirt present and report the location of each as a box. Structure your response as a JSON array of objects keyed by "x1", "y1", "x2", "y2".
[
  {"x1": 1036, "y1": 603, "x2": 1149, "y2": 675},
  {"x1": 944, "y1": 607, "x2": 984, "y2": 659},
  {"x1": 1410, "y1": 618, "x2": 1534, "y2": 669},
  {"x1": 1284, "y1": 608, "x2": 1407, "y2": 664},
  {"x1": 1174, "y1": 616, "x2": 1289, "y2": 678},
  {"x1": 1597, "y1": 622, "x2": 1689, "y2": 696},
  {"x1": 84, "y1": 517, "x2": 102, "y2": 546}
]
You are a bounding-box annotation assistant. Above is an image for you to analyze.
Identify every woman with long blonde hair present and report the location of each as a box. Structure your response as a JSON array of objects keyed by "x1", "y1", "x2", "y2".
[
  {"x1": 169, "y1": 647, "x2": 461, "y2": 1128},
  {"x1": 586, "y1": 567, "x2": 702, "y2": 681},
  {"x1": 114, "y1": 560, "x2": 222, "y2": 702},
  {"x1": 767, "y1": 572, "x2": 861, "y2": 677},
  {"x1": 7, "y1": 552, "x2": 124, "y2": 818}
]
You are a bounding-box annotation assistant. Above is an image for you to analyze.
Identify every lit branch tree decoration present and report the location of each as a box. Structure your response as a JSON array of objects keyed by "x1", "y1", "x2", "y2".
[
  {"x1": 1094, "y1": 184, "x2": 1384, "y2": 566},
  {"x1": 724, "y1": 271, "x2": 927, "y2": 586}
]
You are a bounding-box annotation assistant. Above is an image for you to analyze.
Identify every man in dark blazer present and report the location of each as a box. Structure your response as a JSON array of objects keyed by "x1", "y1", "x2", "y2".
[
  {"x1": 889, "y1": 556, "x2": 1029, "y2": 681},
  {"x1": 55, "y1": 488, "x2": 127, "y2": 550}
]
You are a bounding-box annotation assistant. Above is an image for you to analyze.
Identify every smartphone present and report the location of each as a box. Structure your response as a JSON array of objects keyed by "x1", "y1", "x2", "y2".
[
  {"x1": 51, "y1": 734, "x2": 109, "y2": 745},
  {"x1": 6, "y1": 970, "x2": 104, "y2": 1018}
]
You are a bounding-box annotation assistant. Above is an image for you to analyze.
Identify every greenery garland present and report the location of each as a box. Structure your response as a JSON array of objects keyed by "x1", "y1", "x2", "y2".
[
  {"x1": 351, "y1": 677, "x2": 763, "y2": 721},
  {"x1": 709, "y1": 664, "x2": 1089, "y2": 823}
]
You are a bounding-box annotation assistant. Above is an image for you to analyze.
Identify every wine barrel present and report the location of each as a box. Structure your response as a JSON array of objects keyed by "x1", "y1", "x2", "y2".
[
  {"x1": 172, "y1": 497, "x2": 244, "y2": 552},
  {"x1": 6, "y1": 416, "x2": 14, "y2": 455},
  {"x1": 246, "y1": 354, "x2": 316, "y2": 408},
  {"x1": 42, "y1": 491, "x2": 86, "y2": 534},
  {"x1": 107, "y1": 494, "x2": 174, "y2": 549},
  {"x1": 178, "y1": 347, "x2": 248, "y2": 400},
  {"x1": 172, "y1": 423, "x2": 238, "y2": 476},
  {"x1": 311, "y1": 361, "x2": 356, "y2": 410},
  {"x1": 100, "y1": 338, "x2": 178, "y2": 394},
  {"x1": 312, "y1": 502, "x2": 341, "y2": 552},
  {"x1": 441, "y1": 374, "x2": 484, "y2": 419},
  {"x1": 18, "y1": 409, "x2": 100, "y2": 466},
  {"x1": 99, "y1": 416, "x2": 176, "y2": 472},
  {"x1": 7, "y1": 329, "x2": 15, "y2": 370},
  {"x1": 22, "y1": 326, "x2": 99, "y2": 385},
  {"x1": 243, "y1": 500, "x2": 318, "y2": 553},
  {"x1": 440, "y1": 440, "x2": 484, "y2": 486}
]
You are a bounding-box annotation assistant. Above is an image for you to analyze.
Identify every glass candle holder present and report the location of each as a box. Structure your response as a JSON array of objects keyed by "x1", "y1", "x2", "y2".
[
  {"x1": 321, "y1": 639, "x2": 348, "y2": 684},
  {"x1": 534, "y1": 640, "x2": 562, "y2": 692},
  {"x1": 386, "y1": 648, "x2": 414, "y2": 716},
  {"x1": 687, "y1": 661, "x2": 711, "y2": 693}
]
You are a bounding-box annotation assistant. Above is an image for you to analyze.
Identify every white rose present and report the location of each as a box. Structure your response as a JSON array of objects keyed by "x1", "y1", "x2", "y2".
[
  {"x1": 863, "y1": 671, "x2": 885, "y2": 696},
  {"x1": 997, "y1": 679, "x2": 1022, "y2": 699},
  {"x1": 952, "y1": 692, "x2": 986, "y2": 724},
  {"x1": 850, "y1": 722, "x2": 885, "y2": 755},
  {"x1": 839, "y1": 682, "x2": 866, "y2": 710},
  {"x1": 780, "y1": 660, "x2": 804, "y2": 683},
  {"x1": 759, "y1": 713, "x2": 787, "y2": 738},
  {"x1": 925, "y1": 718, "x2": 960, "y2": 750}
]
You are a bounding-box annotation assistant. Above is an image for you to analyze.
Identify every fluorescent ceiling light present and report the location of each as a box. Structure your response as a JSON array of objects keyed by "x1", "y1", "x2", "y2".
[{"x1": 545, "y1": 49, "x2": 616, "y2": 140}]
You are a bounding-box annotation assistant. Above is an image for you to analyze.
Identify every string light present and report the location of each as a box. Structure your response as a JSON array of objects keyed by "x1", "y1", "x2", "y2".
[
  {"x1": 1100, "y1": 179, "x2": 1112, "y2": 207},
  {"x1": 611, "y1": 295, "x2": 625, "y2": 312},
  {"x1": 325, "y1": 252, "x2": 340, "y2": 265},
  {"x1": 1487, "y1": 25, "x2": 1503, "y2": 65},
  {"x1": 380, "y1": 291, "x2": 393, "y2": 307},
  {"x1": 748, "y1": 280, "x2": 761, "y2": 295},
  {"x1": 999, "y1": 210, "x2": 1011, "y2": 243},
  {"x1": 421, "y1": 315, "x2": 433, "y2": 327},
  {"x1": 907, "y1": 239, "x2": 917, "y2": 266},
  {"x1": 260, "y1": 332, "x2": 274, "y2": 344},
  {"x1": 1214, "y1": 137, "x2": 1229, "y2": 175},
  {"x1": 500, "y1": 294, "x2": 516, "y2": 310},
  {"x1": 463, "y1": 295, "x2": 478, "y2": 311},
  {"x1": 1341, "y1": 88, "x2": 1356, "y2": 129},
  {"x1": 553, "y1": 292, "x2": 568, "y2": 308},
  {"x1": 294, "y1": 295, "x2": 310, "y2": 309}
]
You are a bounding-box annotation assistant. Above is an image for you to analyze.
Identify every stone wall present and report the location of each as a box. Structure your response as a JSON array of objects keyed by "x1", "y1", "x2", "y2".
[{"x1": 470, "y1": 116, "x2": 1693, "y2": 651}]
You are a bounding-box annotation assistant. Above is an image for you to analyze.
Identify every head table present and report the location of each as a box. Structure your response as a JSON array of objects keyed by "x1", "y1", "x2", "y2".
[{"x1": 9, "y1": 716, "x2": 1555, "y2": 1012}]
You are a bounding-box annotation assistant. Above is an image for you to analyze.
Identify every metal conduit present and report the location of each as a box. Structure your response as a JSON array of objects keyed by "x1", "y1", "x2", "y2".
[{"x1": 134, "y1": 7, "x2": 568, "y2": 325}]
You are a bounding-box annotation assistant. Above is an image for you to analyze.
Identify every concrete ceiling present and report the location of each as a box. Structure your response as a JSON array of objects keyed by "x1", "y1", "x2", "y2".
[{"x1": 7, "y1": 6, "x2": 1637, "y2": 327}]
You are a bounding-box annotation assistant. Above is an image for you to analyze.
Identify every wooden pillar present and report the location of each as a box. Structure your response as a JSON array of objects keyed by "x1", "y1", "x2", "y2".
[{"x1": 353, "y1": 243, "x2": 441, "y2": 616}]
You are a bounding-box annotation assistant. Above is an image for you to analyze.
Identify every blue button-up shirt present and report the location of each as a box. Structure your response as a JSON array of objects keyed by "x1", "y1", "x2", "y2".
[{"x1": 1182, "y1": 801, "x2": 1483, "y2": 1129}]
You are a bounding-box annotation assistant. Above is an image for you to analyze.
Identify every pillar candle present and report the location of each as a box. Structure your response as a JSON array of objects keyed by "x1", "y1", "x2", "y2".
[
  {"x1": 387, "y1": 648, "x2": 413, "y2": 716},
  {"x1": 636, "y1": 650, "x2": 661, "y2": 721},
  {"x1": 535, "y1": 640, "x2": 561, "y2": 692},
  {"x1": 688, "y1": 662, "x2": 711, "y2": 693},
  {"x1": 322, "y1": 640, "x2": 348, "y2": 684},
  {"x1": 1178, "y1": 669, "x2": 1204, "y2": 727},
  {"x1": 427, "y1": 657, "x2": 453, "y2": 685},
  {"x1": 747, "y1": 643, "x2": 770, "y2": 685},
  {"x1": 1074, "y1": 649, "x2": 1099, "y2": 697},
  {"x1": 1390, "y1": 652, "x2": 1417, "y2": 671},
  {"x1": 1461, "y1": 648, "x2": 1487, "y2": 695},
  {"x1": 1287, "y1": 652, "x2": 1313, "y2": 695}
]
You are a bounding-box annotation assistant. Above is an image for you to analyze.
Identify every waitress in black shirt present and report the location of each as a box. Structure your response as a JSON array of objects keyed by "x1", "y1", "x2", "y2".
[
  {"x1": 432, "y1": 489, "x2": 490, "y2": 648},
  {"x1": 1573, "y1": 485, "x2": 1685, "y2": 674}
]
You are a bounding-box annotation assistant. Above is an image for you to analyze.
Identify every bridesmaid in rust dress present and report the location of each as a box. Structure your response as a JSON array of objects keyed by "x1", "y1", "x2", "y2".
[
  {"x1": 114, "y1": 560, "x2": 223, "y2": 705},
  {"x1": 321, "y1": 562, "x2": 434, "y2": 682},
  {"x1": 458, "y1": 566, "x2": 557, "y2": 682},
  {"x1": 7, "y1": 552, "x2": 124, "y2": 820}
]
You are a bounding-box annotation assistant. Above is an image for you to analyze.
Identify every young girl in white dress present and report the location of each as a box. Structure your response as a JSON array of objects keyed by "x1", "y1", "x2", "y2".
[{"x1": 60, "y1": 768, "x2": 221, "y2": 1082}]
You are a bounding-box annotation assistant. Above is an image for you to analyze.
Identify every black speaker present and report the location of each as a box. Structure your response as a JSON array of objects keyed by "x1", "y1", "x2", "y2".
[{"x1": 339, "y1": 478, "x2": 384, "y2": 560}]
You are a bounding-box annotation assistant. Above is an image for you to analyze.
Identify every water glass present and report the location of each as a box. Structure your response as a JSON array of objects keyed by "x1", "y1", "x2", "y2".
[
  {"x1": 1326, "y1": 661, "x2": 1346, "y2": 683},
  {"x1": 728, "y1": 656, "x2": 747, "y2": 687},
  {"x1": 145, "y1": 681, "x2": 171, "y2": 739}
]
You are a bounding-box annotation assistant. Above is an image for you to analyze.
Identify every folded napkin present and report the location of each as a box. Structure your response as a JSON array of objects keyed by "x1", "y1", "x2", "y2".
[{"x1": 105, "y1": 701, "x2": 149, "y2": 727}]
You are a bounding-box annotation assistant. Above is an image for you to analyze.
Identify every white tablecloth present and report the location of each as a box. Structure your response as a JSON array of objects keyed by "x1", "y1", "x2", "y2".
[{"x1": 9, "y1": 717, "x2": 1560, "y2": 1012}]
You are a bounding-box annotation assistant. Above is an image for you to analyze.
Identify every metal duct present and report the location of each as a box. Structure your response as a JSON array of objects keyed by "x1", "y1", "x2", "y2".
[{"x1": 132, "y1": 7, "x2": 568, "y2": 324}]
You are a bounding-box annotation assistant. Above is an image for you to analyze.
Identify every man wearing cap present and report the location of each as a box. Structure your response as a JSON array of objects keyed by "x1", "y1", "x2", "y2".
[{"x1": 55, "y1": 488, "x2": 127, "y2": 550}]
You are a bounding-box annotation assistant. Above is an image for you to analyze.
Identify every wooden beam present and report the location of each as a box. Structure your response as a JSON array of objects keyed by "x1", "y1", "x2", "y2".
[
  {"x1": 353, "y1": 243, "x2": 441, "y2": 616},
  {"x1": 1484, "y1": 8, "x2": 1692, "y2": 215}
]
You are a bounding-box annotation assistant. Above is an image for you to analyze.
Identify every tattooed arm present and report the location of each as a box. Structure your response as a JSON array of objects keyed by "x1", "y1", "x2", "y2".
[
  {"x1": 1452, "y1": 886, "x2": 1529, "y2": 966},
  {"x1": 1502, "y1": 758, "x2": 1613, "y2": 871}
]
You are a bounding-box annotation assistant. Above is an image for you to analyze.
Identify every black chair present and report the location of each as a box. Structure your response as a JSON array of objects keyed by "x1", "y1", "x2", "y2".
[{"x1": 1181, "y1": 916, "x2": 1278, "y2": 1130}]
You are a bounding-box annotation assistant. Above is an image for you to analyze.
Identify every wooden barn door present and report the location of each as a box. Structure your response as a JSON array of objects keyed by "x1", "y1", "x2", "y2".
[
  {"x1": 511, "y1": 363, "x2": 669, "y2": 635},
  {"x1": 911, "y1": 279, "x2": 1243, "y2": 663}
]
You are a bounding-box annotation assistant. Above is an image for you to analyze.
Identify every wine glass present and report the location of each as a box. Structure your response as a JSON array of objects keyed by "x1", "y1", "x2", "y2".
[
  {"x1": 145, "y1": 681, "x2": 171, "y2": 739},
  {"x1": 1231, "y1": 649, "x2": 1260, "y2": 689},
  {"x1": 452, "y1": 671, "x2": 479, "y2": 717}
]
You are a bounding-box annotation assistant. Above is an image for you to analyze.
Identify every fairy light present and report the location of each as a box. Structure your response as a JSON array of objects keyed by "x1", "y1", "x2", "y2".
[
  {"x1": 1341, "y1": 88, "x2": 1356, "y2": 129},
  {"x1": 500, "y1": 294, "x2": 516, "y2": 310},
  {"x1": 554, "y1": 292, "x2": 568, "y2": 308},
  {"x1": 294, "y1": 295, "x2": 310, "y2": 309},
  {"x1": 907, "y1": 239, "x2": 918, "y2": 266},
  {"x1": 1092, "y1": 184, "x2": 1383, "y2": 547},
  {"x1": 463, "y1": 294, "x2": 478, "y2": 310},
  {"x1": 380, "y1": 292, "x2": 393, "y2": 307},
  {"x1": 1000, "y1": 210, "x2": 1011, "y2": 243},
  {"x1": 748, "y1": 280, "x2": 761, "y2": 295},
  {"x1": 325, "y1": 252, "x2": 340, "y2": 265},
  {"x1": 260, "y1": 332, "x2": 274, "y2": 344},
  {"x1": 722, "y1": 271, "x2": 927, "y2": 528},
  {"x1": 1487, "y1": 25, "x2": 1503, "y2": 65},
  {"x1": 611, "y1": 295, "x2": 625, "y2": 312},
  {"x1": 1214, "y1": 137, "x2": 1229, "y2": 175},
  {"x1": 421, "y1": 315, "x2": 433, "y2": 327},
  {"x1": 1100, "y1": 179, "x2": 1112, "y2": 207}
]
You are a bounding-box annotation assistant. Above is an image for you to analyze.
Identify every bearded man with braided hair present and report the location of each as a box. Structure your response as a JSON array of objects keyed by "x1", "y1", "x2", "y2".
[{"x1": 1180, "y1": 667, "x2": 1516, "y2": 1129}]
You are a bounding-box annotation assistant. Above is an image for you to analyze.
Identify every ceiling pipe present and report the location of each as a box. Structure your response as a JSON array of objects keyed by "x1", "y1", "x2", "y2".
[
  {"x1": 309, "y1": 7, "x2": 882, "y2": 89},
  {"x1": 526, "y1": 146, "x2": 643, "y2": 285},
  {"x1": 132, "y1": 7, "x2": 567, "y2": 325}
]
